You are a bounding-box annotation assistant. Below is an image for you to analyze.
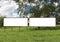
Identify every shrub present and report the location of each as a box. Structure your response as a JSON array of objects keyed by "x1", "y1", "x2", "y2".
[{"x1": 0, "y1": 17, "x2": 4, "y2": 27}]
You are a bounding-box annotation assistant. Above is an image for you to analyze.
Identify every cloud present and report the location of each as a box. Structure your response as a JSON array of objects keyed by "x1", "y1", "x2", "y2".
[{"x1": 0, "y1": 0, "x2": 19, "y2": 17}]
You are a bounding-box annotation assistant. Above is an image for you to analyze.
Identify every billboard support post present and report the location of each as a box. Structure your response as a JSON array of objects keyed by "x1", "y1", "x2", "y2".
[{"x1": 27, "y1": 15, "x2": 30, "y2": 30}]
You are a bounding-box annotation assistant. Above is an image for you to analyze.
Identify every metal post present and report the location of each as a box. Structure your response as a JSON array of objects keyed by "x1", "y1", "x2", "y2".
[{"x1": 28, "y1": 17, "x2": 29, "y2": 30}]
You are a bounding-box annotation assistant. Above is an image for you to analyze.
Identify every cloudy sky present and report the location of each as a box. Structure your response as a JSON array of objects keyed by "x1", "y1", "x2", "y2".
[{"x1": 0, "y1": 0, "x2": 19, "y2": 17}]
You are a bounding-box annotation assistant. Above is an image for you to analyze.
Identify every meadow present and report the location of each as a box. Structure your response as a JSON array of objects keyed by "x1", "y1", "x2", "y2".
[{"x1": 0, "y1": 26, "x2": 60, "y2": 42}]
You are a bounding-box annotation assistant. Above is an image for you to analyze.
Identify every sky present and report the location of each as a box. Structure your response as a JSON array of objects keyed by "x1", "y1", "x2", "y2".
[
  {"x1": 0, "y1": 0, "x2": 52, "y2": 17},
  {"x1": 0, "y1": 0, "x2": 19, "y2": 17}
]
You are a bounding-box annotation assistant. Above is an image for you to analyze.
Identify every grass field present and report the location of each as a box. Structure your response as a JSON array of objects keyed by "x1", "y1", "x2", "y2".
[{"x1": 0, "y1": 27, "x2": 60, "y2": 42}]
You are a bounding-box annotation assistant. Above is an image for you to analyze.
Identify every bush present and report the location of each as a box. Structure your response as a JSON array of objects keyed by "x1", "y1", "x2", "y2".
[{"x1": 0, "y1": 17, "x2": 4, "y2": 27}]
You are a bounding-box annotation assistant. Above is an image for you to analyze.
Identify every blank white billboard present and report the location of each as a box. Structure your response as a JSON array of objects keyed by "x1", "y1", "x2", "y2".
[
  {"x1": 30, "y1": 18, "x2": 56, "y2": 27},
  {"x1": 4, "y1": 18, "x2": 28, "y2": 26}
]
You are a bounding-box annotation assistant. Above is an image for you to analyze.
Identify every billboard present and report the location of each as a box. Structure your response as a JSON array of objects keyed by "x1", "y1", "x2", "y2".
[
  {"x1": 29, "y1": 18, "x2": 56, "y2": 27},
  {"x1": 4, "y1": 18, "x2": 28, "y2": 26}
]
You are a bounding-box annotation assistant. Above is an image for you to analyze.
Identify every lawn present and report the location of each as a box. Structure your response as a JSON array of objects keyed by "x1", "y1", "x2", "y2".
[{"x1": 0, "y1": 27, "x2": 60, "y2": 42}]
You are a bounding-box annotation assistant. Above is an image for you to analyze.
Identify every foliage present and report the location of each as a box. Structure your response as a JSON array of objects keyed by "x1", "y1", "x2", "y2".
[
  {"x1": 57, "y1": 8, "x2": 60, "y2": 13},
  {"x1": 42, "y1": 4, "x2": 55, "y2": 17},
  {"x1": 0, "y1": 17, "x2": 4, "y2": 27},
  {"x1": 14, "y1": 0, "x2": 19, "y2": 2},
  {"x1": 30, "y1": 3, "x2": 55, "y2": 17},
  {"x1": 30, "y1": 6, "x2": 42, "y2": 17}
]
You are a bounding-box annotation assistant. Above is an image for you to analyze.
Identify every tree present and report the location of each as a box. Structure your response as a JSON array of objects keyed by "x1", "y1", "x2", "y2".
[
  {"x1": 30, "y1": 3, "x2": 55, "y2": 17},
  {"x1": 30, "y1": 6, "x2": 42, "y2": 17},
  {"x1": 14, "y1": 0, "x2": 60, "y2": 18}
]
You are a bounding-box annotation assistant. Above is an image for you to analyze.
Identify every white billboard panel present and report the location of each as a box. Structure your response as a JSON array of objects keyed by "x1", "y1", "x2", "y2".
[
  {"x1": 4, "y1": 18, "x2": 28, "y2": 26},
  {"x1": 30, "y1": 18, "x2": 56, "y2": 27}
]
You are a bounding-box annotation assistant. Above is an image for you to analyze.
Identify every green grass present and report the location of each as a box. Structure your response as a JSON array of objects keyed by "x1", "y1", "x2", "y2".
[{"x1": 0, "y1": 27, "x2": 60, "y2": 42}]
